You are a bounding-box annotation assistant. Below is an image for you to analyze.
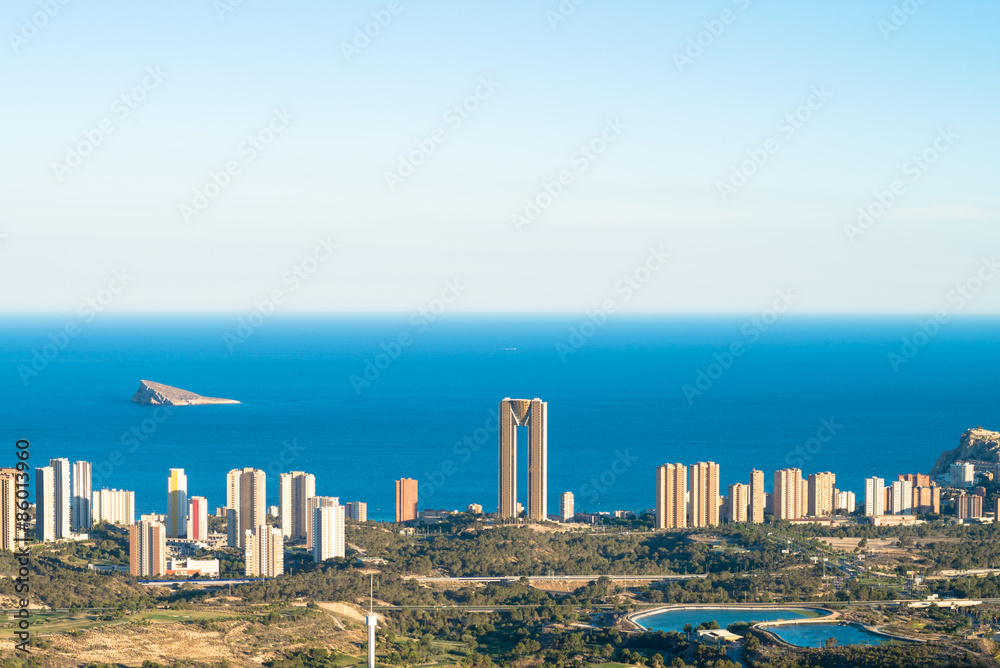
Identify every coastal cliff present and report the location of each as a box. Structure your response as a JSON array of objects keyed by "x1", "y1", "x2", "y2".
[
  {"x1": 132, "y1": 380, "x2": 240, "y2": 406},
  {"x1": 930, "y1": 427, "x2": 1000, "y2": 479}
]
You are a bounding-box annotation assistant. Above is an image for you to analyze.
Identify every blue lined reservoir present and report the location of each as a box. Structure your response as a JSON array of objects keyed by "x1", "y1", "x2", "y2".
[
  {"x1": 768, "y1": 622, "x2": 907, "y2": 647},
  {"x1": 634, "y1": 607, "x2": 826, "y2": 633}
]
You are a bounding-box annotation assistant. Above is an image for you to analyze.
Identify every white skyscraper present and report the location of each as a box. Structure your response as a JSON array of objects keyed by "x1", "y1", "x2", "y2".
[
  {"x1": 279, "y1": 471, "x2": 315, "y2": 541},
  {"x1": 35, "y1": 466, "x2": 55, "y2": 542},
  {"x1": 891, "y1": 480, "x2": 912, "y2": 515},
  {"x1": 559, "y1": 491, "x2": 574, "y2": 522},
  {"x1": 313, "y1": 503, "x2": 346, "y2": 562},
  {"x1": 50, "y1": 458, "x2": 71, "y2": 539},
  {"x1": 836, "y1": 490, "x2": 856, "y2": 513},
  {"x1": 92, "y1": 489, "x2": 136, "y2": 526},
  {"x1": 72, "y1": 460, "x2": 92, "y2": 531},
  {"x1": 865, "y1": 477, "x2": 885, "y2": 517},
  {"x1": 307, "y1": 496, "x2": 340, "y2": 550}
]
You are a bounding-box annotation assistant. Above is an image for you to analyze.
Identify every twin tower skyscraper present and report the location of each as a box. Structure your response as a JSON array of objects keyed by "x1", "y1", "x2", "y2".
[{"x1": 498, "y1": 398, "x2": 547, "y2": 521}]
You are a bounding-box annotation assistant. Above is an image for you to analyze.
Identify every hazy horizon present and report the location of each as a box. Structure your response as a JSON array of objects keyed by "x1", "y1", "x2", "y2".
[{"x1": 2, "y1": 1, "x2": 997, "y2": 314}]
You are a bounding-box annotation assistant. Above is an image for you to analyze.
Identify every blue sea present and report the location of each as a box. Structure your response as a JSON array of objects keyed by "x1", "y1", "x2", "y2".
[{"x1": 2, "y1": 315, "x2": 999, "y2": 522}]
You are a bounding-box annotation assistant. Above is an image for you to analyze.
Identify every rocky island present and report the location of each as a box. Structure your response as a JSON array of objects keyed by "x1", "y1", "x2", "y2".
[
  {"x1": 131, "y1": 379, "x2": 240, "y2": 406},
  {"x1": 930, "y1": 426, "x2": 1000, "y2": 479}
]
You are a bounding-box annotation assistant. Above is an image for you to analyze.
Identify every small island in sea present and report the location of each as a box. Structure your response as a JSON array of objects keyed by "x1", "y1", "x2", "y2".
[{"x1": 131, "y1": 379, "x2": 240, "y2": 406}]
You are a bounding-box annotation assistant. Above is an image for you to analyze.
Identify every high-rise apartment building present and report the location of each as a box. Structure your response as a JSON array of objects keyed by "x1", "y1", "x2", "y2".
[
  {"x1": 345, "y1": 501, "x2": 367, "y2": 522},
  {"x1": 890, "y1": 480, "x2": 913, "y2": 515},
  {"x1": 951, "y1": 462, "x2": 975, "y2": 487},
  {"x1": 655, "y1": 463, "x2": 687, "y2": 529},
  {"x1": 899, "y1": 473, "x2": 930, "y2": 488},
  {"x1": 92, "y1": 488, "x2": 135, "y2": 525},
  {"x1": 913, "y1": 485, "x2": 940, "y2": 514},
  {"x1": 956, "y1": 493, "x2": 983, "y2": 519},
  {"x1": 865, "y1": 477, "x2": 885, "y2": 516},
  {"x1": 35, "y1": 466, "x2": 55, "y2": 541},
  {"x1": 49, "y1": 458, "x2": 71, "y2": 539},
  {"x1": 227, "y1": 468, "x2": 266, "y2": 549},
  {"x1": 71, "y1": 460, "x2": 92, "y2": 531},
  {"x1": 560, "y1": 491, "x2": 574, "y2": 522},
  {"x1": 835, "y1": 490, "x2": 856, "y2": 513},
  {"x1": 774, "y1": 468, "x2": 803, "y2": 521},
  {"x1": 166, "y1": 468, "x2": 188, "y2": 538},
  {"x1": 689, "y1": 462, "x2": 720, "y2": 527},
  {"x1": 313, "y1": 503, "x2": 346, "y2": 562},
  {"x1": 395, "y1": 478, "x2": 418, "y2": 523},
  {"x1": 307, "y1": 496, "x2": 340, "y2": 549},
  {"x1": 93, "y1": 489, "x2": 135, "y2": 526},
  {"x1": 728, "y1": 483, "x2": 749, "y2": 523},
  {"x1": 467, "y1": 503, "x2": 483, "y2": 514},
  {"x1": 187, "y1": 496, "x2": 208, "y2": 541},
  {"x1": 807, "y1": 472, "x2": 836, "y2": 517},
  {"x1": 799, "y1": 477, "x2": 809, "y2": 518},
  {"x1": 498, "y1": 398, "x2": 547, "y2": 521},
  {"x1": 0, "y1": 468, "x2": 20, "y2": 552},
  {"x1": 129, "y1": 520, "x2": 166, "y2": 576},
  {"x1": 749, "y1": 469, "x2": 765, "y2": 523},
  {"x1": 245, "y1": 525, "x2": 284, "y2": 577},
  {"x1": 279, "y1": 471, "x2": 315, "y2": 541}
]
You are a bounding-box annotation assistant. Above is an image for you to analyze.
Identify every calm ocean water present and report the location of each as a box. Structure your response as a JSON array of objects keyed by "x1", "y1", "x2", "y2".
[{"x1": 2, "y1": 315, "x2": 999, "y2": 522}]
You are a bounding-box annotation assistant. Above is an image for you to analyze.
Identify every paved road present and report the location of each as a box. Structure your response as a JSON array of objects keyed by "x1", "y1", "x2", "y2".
[{"x1": 414, "y1": 574, "x2": 707, "y2": 583}]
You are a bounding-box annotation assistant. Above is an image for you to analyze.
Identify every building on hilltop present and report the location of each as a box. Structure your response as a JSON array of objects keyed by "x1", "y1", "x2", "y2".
[
  {"x1": 395, "y1": 478, "x2": 418, "y2": 523},
  {"x1": 313, "y1": 503, "x2": 346, "y2": 562},
  {"x1": 560, "y1": 492, "x2": 574, "y2": 522},
  {"x1": 245, "y1": 524, "x2": 284, "y2": 577},
  {"x1": 345, "y1": 501, "x2": 367, "y2": 522},
  {"x1": 72, "y1": 460, "x2": 92, "y2": 531},
  {"x1": 129, "y1": 520, "x2": 166, "y2": 577}
]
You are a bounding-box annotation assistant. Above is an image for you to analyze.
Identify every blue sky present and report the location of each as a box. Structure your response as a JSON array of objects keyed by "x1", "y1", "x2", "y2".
[{"x1": 1, "y1": 0, "x2": 998, "y2": 313}]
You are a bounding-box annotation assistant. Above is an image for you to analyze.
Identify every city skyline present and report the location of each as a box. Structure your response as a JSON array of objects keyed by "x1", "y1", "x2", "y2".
[
  {"x1": 5, "y1": 1, "x2": 998, "y2": 661},
  {"x1": 22, "y1": 452, "x2": 971, "y2": 528}
]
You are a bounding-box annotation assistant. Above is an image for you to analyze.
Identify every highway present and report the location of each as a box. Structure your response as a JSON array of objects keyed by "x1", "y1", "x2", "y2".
[{"x1": 413, "y1": 574, "x2": 707, "y2": 584}]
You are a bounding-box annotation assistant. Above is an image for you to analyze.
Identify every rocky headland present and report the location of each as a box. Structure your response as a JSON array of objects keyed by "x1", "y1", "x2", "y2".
[
  {"x1": 132, "y1": 380, "x2": 240, "y2": 406},
  {"x1": 930, "y1": 427, "x2": 1000, "y2": 479}
]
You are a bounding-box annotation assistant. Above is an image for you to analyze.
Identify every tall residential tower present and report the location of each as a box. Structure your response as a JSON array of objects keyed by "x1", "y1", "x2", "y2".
[
  {"x1": 498, "y1": 398, "x2": 547, "y2": 521},
  {"x1": 50, "y1": 458, "x2": 71, "y2": 538},
  {"x1": 655, "y1": 463, "x2": 687, "y2": 529},
  {"x1": 166, "y1": 468, "x2": 187, "y2": 538},
  {"x1": 749, "y1": 469, "x2": 765, "y2": 523},
  {"x1": 279, "y1": 471, "x2": 315, "y2": 541},
  {"x1": 71, "y1": 460, "x2": 92, "y2": 531},
  {"x1": 689, "y1": 461, "x2": 720, "y2": 528},
  {"x1": 227, "y1": 468, "x2": 266, "y2": 548},
  {"x1": 395, "y1": 479, "x2": 418, "y2": 523}
]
